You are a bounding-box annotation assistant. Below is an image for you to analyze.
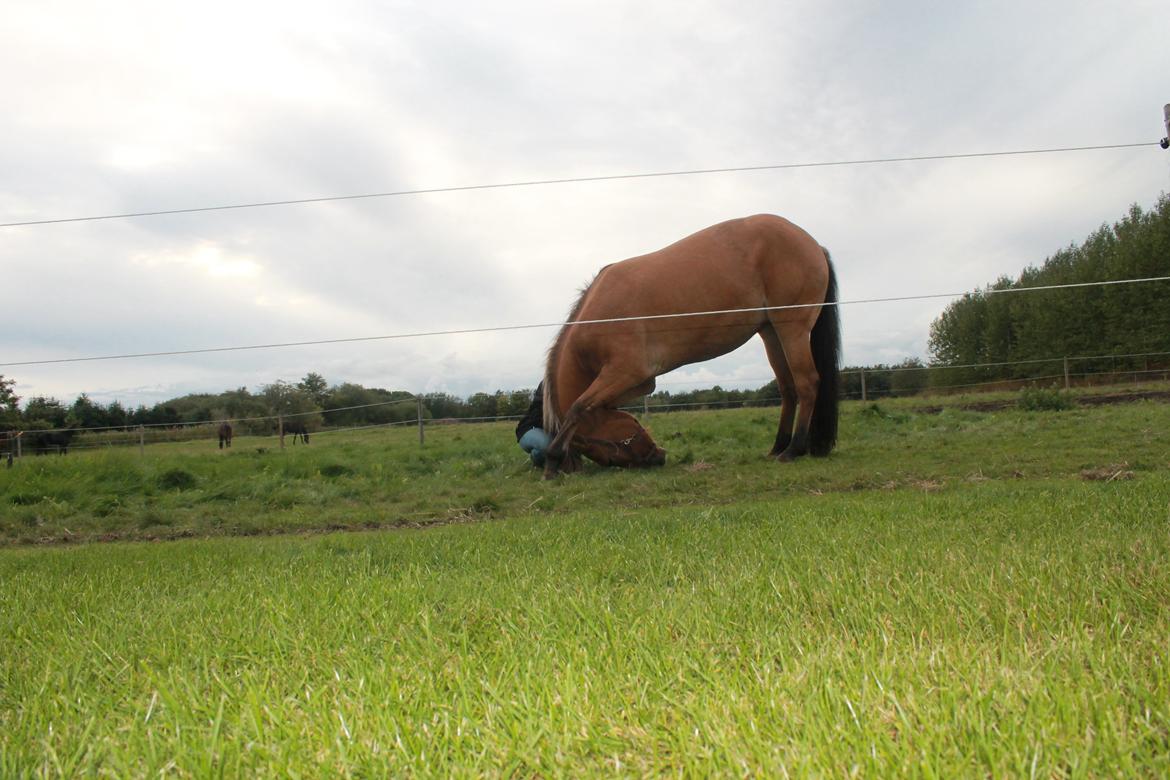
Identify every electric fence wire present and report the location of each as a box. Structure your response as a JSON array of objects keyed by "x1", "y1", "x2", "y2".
[
  {"x1": 1, "y1": 141, "x2": 1159, "y2": 229},
  {"x1": 4, "y1": 274, "x2": 1169, "y2": 369}
]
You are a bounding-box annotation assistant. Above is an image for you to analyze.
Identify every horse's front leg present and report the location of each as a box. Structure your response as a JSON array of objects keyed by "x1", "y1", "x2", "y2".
[
  {"x1": 541, "y1": 404, "x2": 593, "y2": 478},
  {"x1": 542, "y1": 367, "x2": 648, "y2": 478}
]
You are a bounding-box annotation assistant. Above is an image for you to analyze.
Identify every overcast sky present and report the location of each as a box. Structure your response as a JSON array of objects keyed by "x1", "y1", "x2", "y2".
[{"x1": 2, "y1": 0, "x2": 1167, "y2": 408}]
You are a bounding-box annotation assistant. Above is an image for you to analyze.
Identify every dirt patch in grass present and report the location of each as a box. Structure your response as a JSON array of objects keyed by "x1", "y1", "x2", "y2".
[
  {"x1": 1079, "y1": 464, "x2": 1135, "y2": 482},
  {"x1": 915, "y1": 389, "x2": 1170, "y2": 415}
]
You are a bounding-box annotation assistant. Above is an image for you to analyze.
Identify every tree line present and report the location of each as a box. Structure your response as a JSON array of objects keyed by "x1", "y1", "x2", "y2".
[
  {"x1": 0, "y1": 373, "x2": 790, "y2": 438},
  {"x1": 927, "y1": 193, "x2": 1170, "y2": 387},
  {"x1": 0, "y1": 373, "x2": 547, "y2": 440},
  {"x1": 0, "y1": 369, "x2": 941, "y2": 441}
]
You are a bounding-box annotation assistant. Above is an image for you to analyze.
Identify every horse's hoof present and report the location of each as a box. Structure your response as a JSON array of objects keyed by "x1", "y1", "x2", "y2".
[{"x1": 775, "y1": 451, "x2": 797, "y2": 463}]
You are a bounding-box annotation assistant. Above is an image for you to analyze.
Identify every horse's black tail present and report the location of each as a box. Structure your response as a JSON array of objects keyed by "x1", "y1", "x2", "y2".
[{"x1": 808, "y1": 250, "x2": 840, "y2": 456}]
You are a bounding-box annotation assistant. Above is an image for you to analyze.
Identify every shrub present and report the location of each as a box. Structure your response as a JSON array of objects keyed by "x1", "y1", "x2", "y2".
[
  {"x1": 859, "y1": 403, "x2": 910, "y2": 423},
  {"x1": 1018, "y1": 387, "x2": 1073, "y2": 412},
  {"x1": 320, "y1": 463, "x2": 355, "y2": 478},
  {"x1": 157, "y1": 468, "x2": 198, "y2": 490}
]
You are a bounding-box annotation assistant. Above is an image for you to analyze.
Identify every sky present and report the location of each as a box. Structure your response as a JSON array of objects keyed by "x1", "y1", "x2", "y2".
[{"x1": 2, "y1": 0, "x2": 1168, "y2": 409}]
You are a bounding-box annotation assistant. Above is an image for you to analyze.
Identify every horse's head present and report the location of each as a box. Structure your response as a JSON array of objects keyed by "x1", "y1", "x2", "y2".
[{"x1": 572, "y1": 410, "x2": 666, "y2": 468}]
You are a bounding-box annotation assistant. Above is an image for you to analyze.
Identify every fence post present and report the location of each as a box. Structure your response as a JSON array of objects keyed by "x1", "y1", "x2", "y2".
[
  {"x1": 1063, "y1": 357, "x2": 1070, "y2": 390},
  {"x1": 416, "y1": 397, "x2": 424, "y2": 446},
  {"x1": 138, "y1": 425, "x2": 145, "y2": 457},
  {"x1": 16, "y1": 432, "x2": 21, "y2": 459},
  {"x1": 860, "y1": 369, "x2": 867, "y2": 402},
  {"x1": 278, "y1": 414, "x2": 285, "y2": 450},
  {"x1": 643, "y1": 395, "x2": 649, "y2": 418}
]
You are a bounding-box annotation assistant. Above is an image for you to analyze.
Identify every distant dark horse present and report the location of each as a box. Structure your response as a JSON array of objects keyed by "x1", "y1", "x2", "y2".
[
  {"x1": 25, "y1": 428, "x2": 74, "y2": 455},
  {"x1": 542, "y1": 214, "x2": 840, "y2": 478},
  {"x1": 218, "y1": 422, "x2": 233, "y2": 449},
  {"x1": 284, "y1": 420, "x2": 311, "y2": 444}
]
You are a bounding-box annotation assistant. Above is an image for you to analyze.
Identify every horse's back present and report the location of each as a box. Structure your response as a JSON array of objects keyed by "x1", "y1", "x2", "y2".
[
  {"x1": 557, "y1": 214, "x2": 829, "y2": 379},
  {"x1": 582, "y1": 215, "x2": 825, "y2": 316}
]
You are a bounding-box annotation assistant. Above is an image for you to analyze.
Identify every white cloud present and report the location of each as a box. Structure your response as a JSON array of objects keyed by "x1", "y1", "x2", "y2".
[{"x1": 132, "y1": 244, "x2": 263, "y2": 280}]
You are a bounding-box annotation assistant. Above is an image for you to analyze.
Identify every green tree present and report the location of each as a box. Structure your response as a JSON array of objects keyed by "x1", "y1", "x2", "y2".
[
  {"x1": 320, "y1": 383, "x2": 414, "y2": 427},
  {"x1": 0, "y1": 375, "x2": 18, "y2": 427},
  {"x1": 298, "y1": 372, "x2": 329, "y2": 406},
  {"x1": 928, "y1": 193, "x2": 1170, "y2": 387},
  {"x1": 466, "y1": 392, "x2": 498, "y2": 419},
  {"x1": 497, "y1": 388, "x2": 537, "y2": 418},
  {"x1": 889, "y1": 358, "x2": 928, "y2": 396},
  {"x1": 105, "y1": 400, "x2": 129, "y2": 429},
  {"x1": 422, "y1": 393, "x2": 461, "y2": 419},
  {"x1": 23, "y1": 397, "x2": 69, "y2": 428},
  {"x1": 262, "y1": 381, "x2": 323, "y2": 433},
  {"x1": 71, "y1": 394, "x2": 109, "y2": 430}
]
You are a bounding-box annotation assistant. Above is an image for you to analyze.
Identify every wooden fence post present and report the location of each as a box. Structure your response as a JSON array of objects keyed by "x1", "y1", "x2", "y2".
[
  {"x1": 860, "y1": 369, "x2": 867, "y2": 402},
  {"x1": 138, "y1": 425, "x2": 145, "y2": 457},
  {"x1": 416, "y1": 398, "x2": 424, "y2": 446},
  {"x1": 278, "y1": 414, "x2": 285, "y2": 450},
  {"x1": 643, "y1": 395, "x2": 649, "y2": 418},
  {"x1": 1063, "y1": 357, "x2": 1070, "y2": 390}
]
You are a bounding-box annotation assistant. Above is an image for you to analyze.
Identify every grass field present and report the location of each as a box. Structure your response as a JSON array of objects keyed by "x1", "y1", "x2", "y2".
[
  {"x1": 2, "y1": 391, "x2": 1169, "y2": 776},
  {"x1": 2, "y1": 389, "x2": 1169, "y2": 546}
]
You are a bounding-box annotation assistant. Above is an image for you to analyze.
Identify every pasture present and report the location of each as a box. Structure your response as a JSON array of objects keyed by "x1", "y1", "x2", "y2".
[{"x1": 2, "y1": 392, "x2": 1169, "y2": 775}]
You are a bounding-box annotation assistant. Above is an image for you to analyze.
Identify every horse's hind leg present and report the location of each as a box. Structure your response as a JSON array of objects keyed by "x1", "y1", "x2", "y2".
[
  {"x1": 759, "y1": 327, "x2": 797, "y2": 456},
  {"x1": 771, "y1": 320, "x2": 821, "y2": 461}
]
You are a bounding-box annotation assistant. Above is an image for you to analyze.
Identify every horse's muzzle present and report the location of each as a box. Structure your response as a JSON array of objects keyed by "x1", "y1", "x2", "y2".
[{"x1": 645, "y1": 447, "x2": 667, "y2": 467}]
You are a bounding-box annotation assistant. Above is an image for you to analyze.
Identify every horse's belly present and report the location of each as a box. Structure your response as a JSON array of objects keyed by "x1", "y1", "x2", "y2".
[{"x1": 648, "y1": 321, "x2": 759, "y2": 373}]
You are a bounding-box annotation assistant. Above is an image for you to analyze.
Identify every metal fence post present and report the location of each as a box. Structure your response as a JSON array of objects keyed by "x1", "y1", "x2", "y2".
[
  {"x1": 279, "y1": 414, "x2": 285, "y2": 450},
  {"x1": 1063, "y1": 357, "x2": 1070, "y2": 390},
  {"x1": 138, "y1": 425, "x2": 145, "y2": 457},
  {"x1": 860, "y1": 369, "x2": 867, "y2": 402}
]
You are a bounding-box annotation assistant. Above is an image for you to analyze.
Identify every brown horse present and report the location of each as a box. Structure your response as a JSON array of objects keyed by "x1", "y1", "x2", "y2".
[
  {"x1": 218, "y1": 422, "x2": 233, "y2": 449},
  {"x1": 542, "y1": 214, "x2": 840, "y2": 478}
]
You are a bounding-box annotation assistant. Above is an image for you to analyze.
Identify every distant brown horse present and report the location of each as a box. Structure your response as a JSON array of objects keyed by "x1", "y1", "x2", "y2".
[
  {"x1": 218, "y1": 422, "x2": 233, "y2": 449},
  {"x1": 542, "y1": 214, "x2": 840, "y2": 478}
]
